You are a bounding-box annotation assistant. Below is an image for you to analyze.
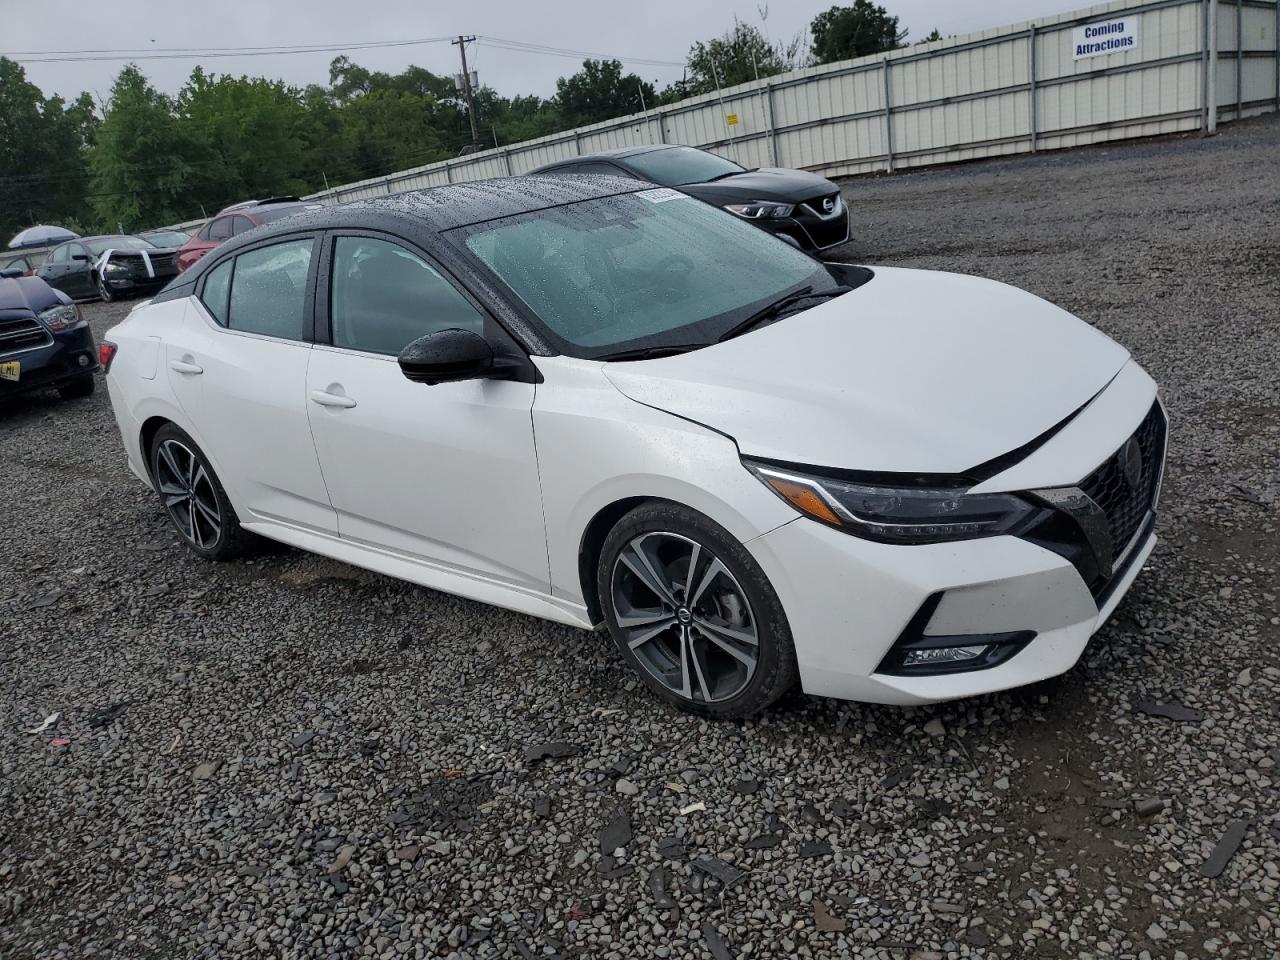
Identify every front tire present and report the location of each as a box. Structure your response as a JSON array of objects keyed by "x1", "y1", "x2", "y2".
[
  {"x1": 95, "y1": 274, "x2": 115, "y2": 302},
  {"x1": 597, "y1": 502, "x2": 798, "y2": 718},
  {"x1": 149, "y1": 424, "x2": 252, "y2": 560}
]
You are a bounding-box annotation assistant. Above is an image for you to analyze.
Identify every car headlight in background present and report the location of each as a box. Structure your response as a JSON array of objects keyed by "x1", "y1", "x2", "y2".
[
  {"x1": 744, "y1": 460, "x2": 1041, "y2": 544},
  {"x1": 38, "y1": 303, "x2": 81, "y2": 332},
  {"x1": 104, "y1": 260, "x2": 130, "y2": 274},
  {"x1": 724, "y1": 201, "x2": 794, "y2": 220}
]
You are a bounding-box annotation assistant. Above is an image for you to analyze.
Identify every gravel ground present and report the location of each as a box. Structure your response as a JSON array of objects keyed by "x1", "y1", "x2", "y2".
[{"x1": 3, "y1": 116, "x2": 1279, "y2": 960}]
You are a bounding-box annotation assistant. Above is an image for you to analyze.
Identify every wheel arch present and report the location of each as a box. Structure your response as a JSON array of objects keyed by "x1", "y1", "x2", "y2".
[{"x1": 577, "y1": 496, "x2": 653, "y2": 626}]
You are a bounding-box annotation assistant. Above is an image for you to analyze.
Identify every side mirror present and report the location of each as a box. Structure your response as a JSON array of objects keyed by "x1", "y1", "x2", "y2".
[
  {"x1": 398, "y1": 328, "x2": 496, "y2": 385},
  {"x1": 71, "y1": 252, "x2": 90, "y2": 262},
  {"x1": 0, "y1": 268, "x2": 22, "y2": 279}
]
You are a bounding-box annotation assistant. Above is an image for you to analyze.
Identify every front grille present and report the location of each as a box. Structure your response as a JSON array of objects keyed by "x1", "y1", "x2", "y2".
[
  {"x1": 1021, "y1": 400, "x2": 1167, "y2": 604},
  {"x1": 1079, "y1": 401, "x2": 1167, "y2": 564},
  {"x1": 147, "y1": 252, "x2": 178, "y2": 274},
  {"x1": 0, "y1": 316, "x2": 52, "y2": 354}
]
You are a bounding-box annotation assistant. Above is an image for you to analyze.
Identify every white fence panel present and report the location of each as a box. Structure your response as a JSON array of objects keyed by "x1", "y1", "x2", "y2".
[{"x1": 305, "y1": 0, "x2": 1279, "y2": 205}]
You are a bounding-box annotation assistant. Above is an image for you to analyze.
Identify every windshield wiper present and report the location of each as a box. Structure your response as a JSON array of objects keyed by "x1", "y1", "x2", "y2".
[
  {"x1": 595, "y1": 343, "x2": 711, "y2": 362},
  {"x1": 704, "y1": 167, "x2": 756, "y2": 182},
  {"x1": 717, "y1": 286, "x2": 850, "y2": 343}
]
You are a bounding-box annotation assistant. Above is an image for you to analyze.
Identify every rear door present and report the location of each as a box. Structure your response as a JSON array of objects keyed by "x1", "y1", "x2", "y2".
[
  {"x1": 37, "y1": 244, "x2": 71, "y2": 292},
  {"x1": 304, "y1": 231, "x2": 548, "y2": 590},
  {"x1": 167, "y1": 234, "x2": 337, "y2": 535}
]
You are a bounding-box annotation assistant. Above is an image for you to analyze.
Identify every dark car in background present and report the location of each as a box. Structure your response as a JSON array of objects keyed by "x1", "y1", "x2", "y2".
[
  {"x1": 0, "y1": 253, "x2": 37, "y2": 277},
  {"x1": 530, "y1": 145, "x2": 850, "y2": 252},
  {"x1": 37, "y1": 235, "x2": 180, "y2": 302},
  {"x1": 0, "y1": 274, "x2": 98, "y2": 401},
  {"x1": 176, "y1": 199, "x2": 319, "y2": 272}
]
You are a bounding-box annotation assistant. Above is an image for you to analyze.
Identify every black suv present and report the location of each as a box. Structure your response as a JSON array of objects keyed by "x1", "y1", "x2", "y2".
[{"x1": 0, "y1": 274, "x2": 98, "y2": 400}]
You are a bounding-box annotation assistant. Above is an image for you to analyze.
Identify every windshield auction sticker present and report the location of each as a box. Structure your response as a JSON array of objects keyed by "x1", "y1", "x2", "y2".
[
  {"x1": 640, "y1": 188, "x2": 688, "y2": 203},
  {"x1": 1073, "y1": 18, "x2": 1139, "y2": 59}
]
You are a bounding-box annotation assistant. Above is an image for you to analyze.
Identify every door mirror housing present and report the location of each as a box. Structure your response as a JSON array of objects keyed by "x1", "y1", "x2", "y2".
[
  {"x1": 0, "y1": 268, "x2": 22, "y2": 279},
  {"x1": 398, "y1": 328, "x2": 497, "y2": 385},
  {"x1": 70, "y1": 252, "x2": 90, "y2": 262}
]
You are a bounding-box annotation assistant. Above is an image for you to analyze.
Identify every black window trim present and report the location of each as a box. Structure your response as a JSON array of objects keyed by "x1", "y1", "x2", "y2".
[
  {"x1": 192, "y1": 230, "x2": 321, "y2": 344},
  {"x1": 313, "y1": 227, "x2": 540, "y2": 382}
]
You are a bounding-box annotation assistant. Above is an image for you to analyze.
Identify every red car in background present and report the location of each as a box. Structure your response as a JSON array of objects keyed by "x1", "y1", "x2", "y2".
[{"x1": 175, "y1": 199, "x2": 319, "y2": 272}]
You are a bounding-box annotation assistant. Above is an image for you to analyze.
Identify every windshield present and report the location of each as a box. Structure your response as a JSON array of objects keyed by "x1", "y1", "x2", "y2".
[
  {"x1": 460, "y1": 189, "x2": 835, "y2": 358},
  {"x1": 143, "y1": 231, "x2": 189, "y2": 246},
  {"x1": 623, "y1": 146, "x2": 744, "y2": 186},
  {"x1": 85, "y1": 236, "x2": 154, "y2": 254}
]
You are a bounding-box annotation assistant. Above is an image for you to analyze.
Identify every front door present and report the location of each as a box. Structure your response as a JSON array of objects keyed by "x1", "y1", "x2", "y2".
[{"x1": 304, "y1": 233, "x2": 548, "y2": 592}]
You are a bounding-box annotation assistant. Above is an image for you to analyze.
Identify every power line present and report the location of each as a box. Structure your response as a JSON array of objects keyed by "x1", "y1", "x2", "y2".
[
  {"x1": 475, "y1": 37, "x2": 684, "y2": 68},
  {"x1": 8, "y1": 37, "x2": 456, "y2": 64},
  {"x1": 4, "y1": 34, "x2": 684, "y2": 69}
]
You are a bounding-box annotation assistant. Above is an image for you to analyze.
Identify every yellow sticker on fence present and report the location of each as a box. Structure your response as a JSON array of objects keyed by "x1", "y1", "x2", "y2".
[{"x1": 725, "y1": 114, "x2": 739, "y2": 126}]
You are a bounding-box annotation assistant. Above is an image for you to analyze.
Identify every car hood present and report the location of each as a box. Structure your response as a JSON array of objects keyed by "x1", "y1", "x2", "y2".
[
  {"x1": 602, "y1": 267, "x2": 1130, "y2": 475},
  {"x1": 0, "y1": 275, "x2": 67, "y2": 315},
  {"x1": 681, "y1": 167, "x2": 837, "y2": 204}
]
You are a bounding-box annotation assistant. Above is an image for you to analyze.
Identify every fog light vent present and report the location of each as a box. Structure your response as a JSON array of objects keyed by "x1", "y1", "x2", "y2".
[{"x1": 876, "y1": 593, "x2": 1036, "y2": 677}]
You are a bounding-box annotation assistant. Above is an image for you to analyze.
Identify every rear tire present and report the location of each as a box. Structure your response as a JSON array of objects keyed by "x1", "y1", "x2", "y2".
[
  {"x1": 596, "y1": 501, "x2": 798, "y2": 719},
  {"x1": 149, "y1": 424, "x2": 252, "y2": 561},
  {"x1": 57, "y1": 375, "x2": 95, "y2": 399}
]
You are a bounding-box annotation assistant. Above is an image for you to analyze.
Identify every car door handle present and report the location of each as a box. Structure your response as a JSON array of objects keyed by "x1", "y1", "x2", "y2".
[
  {"x1": 310, "y1": 390, "x2": 357, "y2": 409},
  {"x1": 169, "y1": 359, "x2": 204, "y2": 375}
]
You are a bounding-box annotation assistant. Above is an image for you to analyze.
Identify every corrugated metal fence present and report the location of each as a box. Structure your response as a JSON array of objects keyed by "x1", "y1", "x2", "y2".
[{"x1": 304, "y1": 0, "x2": 1278, "y2": 204}]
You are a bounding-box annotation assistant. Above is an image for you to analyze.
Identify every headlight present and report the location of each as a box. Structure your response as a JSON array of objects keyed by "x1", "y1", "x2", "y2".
[
  {"x1": 724, "y1": 201, "x2": 794, "y2": 220},
  {"x1": 38, "y1": 303, "x2": 80, "y2": 332},
  {"x1": 744, "y1": 460, "x2": 1041, "y2": 544},
  {"x1": 104, "y1": 261, "x2": 129, "y2": 273}
]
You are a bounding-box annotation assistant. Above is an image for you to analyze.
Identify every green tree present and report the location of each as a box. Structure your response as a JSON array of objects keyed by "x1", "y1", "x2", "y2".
[
  {"x1": 0, "y1": 58, "x2": 96, "y2": 243},
  {"x1": 918, "y1": 28, "x2": 944, "y2": 45},
  {"x1": 89, "y1": 65, "x2": 195, "y2": 230},
  {"x1": 810, "y1": 1, "x2": 908, "y2": 64},
  {"x1": 175, "y1": 69, "x2": 314, "y2": 210},
  {"x1": 555, "y1": 60, "x2": 655, "y2": 128},
  {"x1": 685, "y1": 18, "x2": 801, "y2": 95}
]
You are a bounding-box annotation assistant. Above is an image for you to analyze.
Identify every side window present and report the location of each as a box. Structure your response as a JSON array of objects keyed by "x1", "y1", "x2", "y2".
[
  {"x1": 329, "y1": 236, "x2": 484, "y2": 355},
  {"x1": 201, "y1": 259, "x2": 232, "y2": 326},
  {"x1": 50, "y1": 245, "x2": 69, "y2": 264},
  {"x1": 231, "y1": 215, "x2": 254, "y2": 236},
  {"x1": 207, "y1": 217, "x2": 234, "y2": 241},
  {"x1": 196, "y1": 222, "x2": 212, "y2": 241},
  {"x1": 227, "y1": 239, "x2": 314, "y2": 340}
]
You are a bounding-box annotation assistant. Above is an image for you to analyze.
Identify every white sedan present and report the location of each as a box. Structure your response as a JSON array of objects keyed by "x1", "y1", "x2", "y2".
[{"x1": 102, "y1": 176, "x2": 1166, "y2": 718}]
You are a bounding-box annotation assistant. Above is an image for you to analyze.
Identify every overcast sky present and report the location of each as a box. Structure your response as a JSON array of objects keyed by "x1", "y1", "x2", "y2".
[{"x1": 8, "y1": 0, "x2": 1081, "y2": 104}]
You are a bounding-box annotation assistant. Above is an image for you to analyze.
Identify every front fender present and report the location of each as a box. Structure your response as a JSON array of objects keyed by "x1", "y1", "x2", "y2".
[{"x1": 532, "y1": 357, "x2": 796, "y2": 606}]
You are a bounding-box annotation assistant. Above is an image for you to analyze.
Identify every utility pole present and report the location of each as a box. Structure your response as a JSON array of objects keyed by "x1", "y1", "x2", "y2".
[{"x1": 452, "y1": 35, "x2": 481, "y2": 151}]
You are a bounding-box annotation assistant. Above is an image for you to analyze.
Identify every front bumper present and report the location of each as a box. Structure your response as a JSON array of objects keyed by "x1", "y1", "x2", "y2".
[
  {"x1": 749, "y1": 516, "x2": 1154, "y2": 705},
  {"x1": 0, "y1": 323, "x2": 98, "y2": 397}
]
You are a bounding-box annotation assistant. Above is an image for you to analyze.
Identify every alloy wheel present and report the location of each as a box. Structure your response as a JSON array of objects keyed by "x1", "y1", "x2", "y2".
[
  {"x1": 610, "y1": 531, "x2": 758, "y2": 704},
  {"x1": 155, "y1": 439, "x2": 222, "y2": 549}
]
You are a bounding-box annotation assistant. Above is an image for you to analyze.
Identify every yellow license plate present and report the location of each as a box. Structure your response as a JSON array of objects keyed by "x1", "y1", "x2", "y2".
[{"x1": 0, "y1": 360, "x2": 19, "y2": 382}]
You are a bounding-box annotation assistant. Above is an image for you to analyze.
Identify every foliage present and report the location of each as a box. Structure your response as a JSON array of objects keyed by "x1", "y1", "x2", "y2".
[
  {"x1": 685, "y1": 18, "x2": 802, "y2": 94},
  {"x1": 555, "y1": 60, "x2": 655, "y2": 127},
  {"x1": 0, "y1": 58, "x2": 97, "y2": 244},
  {"x1": 810, "y1": 1, "x2": 908, "y2": 64}
]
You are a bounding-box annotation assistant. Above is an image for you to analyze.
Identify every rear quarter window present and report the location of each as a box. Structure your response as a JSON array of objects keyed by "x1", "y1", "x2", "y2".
[{"x1": 200, "y1": 259, "x2": 232, "y2": 325}]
